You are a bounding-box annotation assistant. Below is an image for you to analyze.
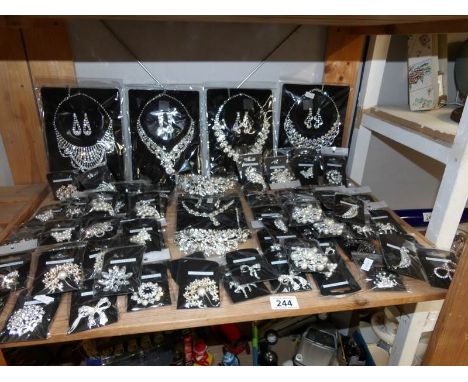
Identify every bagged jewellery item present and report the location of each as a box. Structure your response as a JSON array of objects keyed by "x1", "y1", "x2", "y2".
[
  {"x1": 76, "y1": 164, "x2": 116, "y2": 192},
  {"x1": 128, "y1": 88, "x2": 201, "y2": 185},
  {"x1": 169, "y1": 252, "x2": 205, "y2": 284},
  {"x1": 176, "y1": 258, "x2": 221, "y2": 309},
  {"x1": 369, "y1": 210, "x2": 405, "y2": 235},
  {"x1": 82, "y1": 238, "x2": 120, "y2": 281},
  {"x1": 39, "y1": 219, "x2": 82, "y2": 246},
  {"x1": 311, "y1": 215, "x2": 346, "y2": 239},
  {"x1": 237, "y1": 154, "x2": 268, "y2": 193},
  {"x1": 93, "y1": 245, "x2": 144, "y2": 297},
  {"x1": 121, "y1": 218, "x2": 165, "y2": 253},
  {"x1": 351, "y1": 252, "x2": 405, "y2": 292},
  {"x1": 32, "y1": 243, "x2": 85, "y2": 296},
  {"x1": 127, "y1": 262, "x2": 171, "y2": 311},
  {"x1": 29, "y1": 203, "x2": 66, "y2": 226},
  {"x1": 418, "y1": 248, "x2": 457, "y2": 289},
  {"x1": 207, "y1": 88, "x2": 273, "y2": 176},
  {"x1": 349, "y1": 222, "x2": 378, "y2": 241},
  {"x1": 245, "y1": 192, "x2": 280, "y2": 208},
  {"x1": 265, "y1": 251, "x2": 312, "y2": 293},
  {"x1": 0, "y1": 290, "x2": 9, "y2": 314},
  {"x1": 278, "y1": 83, "x2": 349, "y2": 150},
  {"x1": 176, "y1": 174, "x2": 237, "y2": 198},
  {"x1": 0, "y1": 226, "x2": 42, "y2": 255},
  {"x1": 226, "y1": 248, "x2": 279, "y2": 284},
  {"x1": 315, "y1": 190, "x2": 343, "y2": 211},
  {"x1": 250, "y1": 204, "x2": 285, "y2": 224},
  {"x1": 47, "y1": 170, "x2": 80, "y2": 201},
  {"x1": 256, "y1": 229, "x2": 287, "y2": 254},
  {"x1": 289, "y1": 148, "x2": 321, "y2": 186},
  {"x1": 68, "y1": 282, "x2": 118, "y2": 334},
  {"x1": 336, "y1": 229, "x2": 382, "y2": 259},
  {"x1": 223, "y1": 271, "x2": 270, "y2": 303},
  {"x1": 62, "y1": 199, "x2": 87, "y2": 219},
  {"x1": 129, "y1": 191, "x2": 165, "y2": 220},
  {"x1": 0, "y1": 290, "x2": 61, "y2": 343},
  {"x1": 259, "y1": 216, "x2": 298, "y2": 240},
  {"x1": 264, "y1": 155, "x2": 300, "y2": 189},
  {"x1": 0, "y1": 252, "x2": 31, "y2": 292},
  {"x1": 285, "y1": 238, "x2": 337, "y2": 276},
  {"x1": 311, "y1": 254, "x2": 361, "y2": 296},
  {"x1": 177, "y1": 196, "x2": 246, "y2": 231},
  {"x1": 85, "y1": 192, "x2": 117, "y2": 217},
  {"x1": 80, "y1": 217, "x2": 120, "y2": 242},
  {"x1": 288, "y1": 200, "x2": 323, "y2": 228},
  {"x1": 39, "y1": 86, "x2": 125, "y2": 179},
  {"x1": 380, "y1": 234, "x2": 425, "y2": 280},
  {"x1": 322, "y1": 151, "x2": 348, "y2": 186},
  {"x1": 333, "y1": 194, "x2": 366, "y2": 225}
]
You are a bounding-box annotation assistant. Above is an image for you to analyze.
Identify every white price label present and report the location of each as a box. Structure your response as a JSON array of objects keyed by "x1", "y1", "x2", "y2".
[
  {"x1": 361, "y1": 258, "x2": 374, "y2": 272},
  {"x1": 423, "y1": 212, "x2": 432, "y2": 222},
  {"x1": 270, "y1": 296, "x2": 299, "y2": 310}
]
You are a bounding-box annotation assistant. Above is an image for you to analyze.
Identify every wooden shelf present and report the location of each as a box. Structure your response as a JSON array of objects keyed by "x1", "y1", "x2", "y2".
[
  {"x1": 364, "y1": 105, "x2": 459, "y2": 144},
  {"x1": 0, "y1": 190, "x2": 446, "y2": 350}
]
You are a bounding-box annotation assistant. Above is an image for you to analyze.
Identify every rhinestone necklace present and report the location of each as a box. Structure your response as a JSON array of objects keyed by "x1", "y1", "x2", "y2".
[
  {"x1": 136, "y1": 94, "x2": 195, "y2": 175},
  {"x1": 181, "y1": 199, "x2": 235, "y2": 226},
  {"x1": 283, "y1": 88, "x2": 341, "y2": 149},
  {"x1": 212, "y1": 93, "x2": 270, "y2": 165},
  {"x1": 53, "y1": 93, "x2": 116, "y2": 171}
]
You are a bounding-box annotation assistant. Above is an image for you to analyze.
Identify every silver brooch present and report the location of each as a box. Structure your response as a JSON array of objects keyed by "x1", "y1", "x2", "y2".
[
  {"x1": 82, "y1": 221, "x2": 114, "y2": 239},
  {"x1": 135, "y1": 200, "x2": 160, "y2": 219},
  {"x1": 183, "y1": 278, "x2": 220, "y2": 308},
  {"x1": 35, "y1": 209, "x2": 54, "y2": 222},
  {"x1": 299, "y1": 167, "x2": 315, "y2": 179},
  {"x1": 273, "y1": 218, "x2": 288, "y2": 233},
  {"x1": 98, "y1": 265, "x2": 133, "y2": 292},
  {"x1": 137, "y1": 94, "x2": 195, "y2": 175},
  {"x1": 277, "y1": 273, "x2": 310, "y2": 292},
  {"x1": 56, "y1": 184, "x2": 78, "y2": 201},
  {"x1": 50, "y1": 228, "x2": 73, "y2": 243},
  {"x1": 228, "y1": 280, "x2": 257, "y2": 299},
  {"x1": 341, "y1": 204, "x2": 358, "y2": 219},
  {"x1": 129, "y1": 228, "x2": 152, "y2": 245},
  {"x1": 181, "y1": 199, "x2": 235, "y2": 226},
  {"x1": 396, "y1": 246, "x2": 412, "y2": 269},
  {"x1": 88, "y1": 199, "x2": 114, "y2": 216},
  {"x1": 352, "y1": 224, "x2": 374, "y2": 238},
  {"x1": 6, "y1": 304, "x2": 45, "y2": 337},
  {"x1": 68, "y1": 297, "x2": 112, "y2": 333},
  {"x1": 292, "y1": 205, "x2": 322, "y2": 224},
  {"x1": 174, "y1": 228, "x2": 250, "y2": 257},
  {"x1": 283, "y1": 88, "x2": 341, "y2": 149},
  {"x1": 66, "y1": 205, "x2": 83, "y2": 218},
  {"x1": 213, "y1": 93, "x2": 270, "y2": 165},
  {"x1": 0, "y1": 270, "x2": 20, "y2": 290},
  {"x1": 95, "y1": 182, "x2": 117, "y2": 192},
  {"x1": 376, "y1": 222, "x2": 398, "y2": 234},
  {"x1": 270, "y1": 168, "x2": 294, "y2": 184},
  {"x1": 373, "y1": 271, "x2": 398, "y2": 289},
  {"x1": 434, "y1": 260, "x2": 456, "y2": 280},
  {"x1": 43, "y1": 263, "x2": 83, "y2": 293},
  {"x1": 177, "y1": 175, "x2": 237, "y2": 197},
  {"x1": 131, "y1": 282, "x2": 164, "y2": 306},
  {"x1": 240, "y1": 263, "x2": 261, "y2": 279},
  {"x1": 290, "y1": 246, "x2": 337, "y2": 277},
  {"x1": 244, "y1": 166, "x2": 267, "y2": 191},
  {"x1": 53, "y1": 93, "x2": 115, "y2": 172},
  {"x1": 313, "y1": 218, "x2": 344, "y2": 236},
  {"x1": 326, "y1": 170, "x2": 342, "y2": 185}
]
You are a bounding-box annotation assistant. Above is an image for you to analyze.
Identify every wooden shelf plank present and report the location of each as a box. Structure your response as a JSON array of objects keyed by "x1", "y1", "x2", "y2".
[
  {"x1": 0, "y1": 189, "x2": 446, "y2": 350},
  {"x1": 364, "y1": 105, "x2": 458, "y2": 144}
]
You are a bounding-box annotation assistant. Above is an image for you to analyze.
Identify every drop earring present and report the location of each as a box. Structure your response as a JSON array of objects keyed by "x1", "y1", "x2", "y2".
[
  {"x1": 82, "y1": 113, "x2": 92, "y2": 136},
  {"x1": 304, "y1": 108, "x2": 314, "y2": 129},
  {"x1": 72, "y1": 113, "x2": 82, "y2": 136}
]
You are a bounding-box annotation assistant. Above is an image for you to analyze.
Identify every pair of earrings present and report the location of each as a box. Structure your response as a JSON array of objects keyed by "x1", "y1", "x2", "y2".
[
  {"x1": 72, "y1": 113, "x2": 92, "y2": 136},
  {"x1": 232, "y1": 111, "x2": 255, "y2": 135}
]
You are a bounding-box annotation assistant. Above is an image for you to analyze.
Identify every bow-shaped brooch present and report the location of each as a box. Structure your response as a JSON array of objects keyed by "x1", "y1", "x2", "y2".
[{"x1": 68, "y1": 297, "x2": 112, "y2": 333}]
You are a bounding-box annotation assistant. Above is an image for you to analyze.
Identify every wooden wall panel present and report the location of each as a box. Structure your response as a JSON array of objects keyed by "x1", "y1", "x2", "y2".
[
  {"x1": 423, "y1": 243, "x2": 468, "y2": 365},
  {"x1": 0, "y1": 28, "x2": 48, "y2": 184},
  {"x1": 323, "y1": 27, "x2": 366, "y2": 146}
]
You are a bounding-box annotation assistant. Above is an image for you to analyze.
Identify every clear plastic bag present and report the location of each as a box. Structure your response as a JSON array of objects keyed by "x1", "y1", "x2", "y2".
[
  {"x1": 289, "y1": 148, "x2": 321, "y2": 186},
  {"x1": 80, "y1": 217, "x2": 120, "y2": 242},
  {"x1": 418, "y1": 248, "x2": 457, "y2": 289},
  {"x1": 38, "y1": 85, "x2": 125, "y2": 180},
  {"x1": 369, "y1": 210, "x2": 405, "y2": 235},
  {"x1": 223, "y1": 271, "x2": 270, "y2": 303},
  {"x1": 120, "y1": 218, "x2": 165, "y2": 253},
  {"x1": 207, "y1": 88, "x2": 273, "y2": 176},
  {"x1": 285, "y1": 238, "x2": 337, "y2": 275},
  {"x1": 225, "y1": 249, "x2": 279, "y2": 284},
  {"x1": 322, "y1": 153, "x2": 347, "y2": 186},
  {"x1": 288, "y1": 200, "x2": 323, "y2": 227},
  {"x1": 85, "y1": 192, "x2": 117, "y2": 217},
  {"x1": 237, "y1": 154, "x2": 268, "y2": 193},
  {"x1": 29, "y1": 203, "x2": 66, "y2": 226},
  {"x1": 0, "y1": 226, "x2": 42, "y2": 255},
  {"x1": 93, "y1": 246, "x2": 144, "y2": 297},
  {"x1": 39, "y1": 219, "x2": 82, "y2": 246},
  {"x1": 311, "y1": 215, "x2": 346, "y2": 239},
  {"x1": 82, "y1": 238, "x2": 120, "y2": 281},
  {"x1": 32, "y1": 243, "x2": 86, "y2": 296},
  {"x1": 76, "y1": 164, "x2": 116, "y2": 192},
  {"x1": 127, "y1": 262, "x2": 171, "y2": 311},
  {"x1": 264, "y1": 155, "x2": 300, "y2": 189},
  {"x1": 0, "y1": 252, "x2": 31, "y2": 292},
  {"x1": 333, "y1": 194, "x2": 366, "y2": 224},
  {"x1": 176, "y1": 258, "x2": 221, "y2": 309},
  {"x1": 0, "y1": 290, "x2": 61, "y2": 343},
  {"x1": 265, "y1": 251, "x2": 312, "y2": 293}
]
